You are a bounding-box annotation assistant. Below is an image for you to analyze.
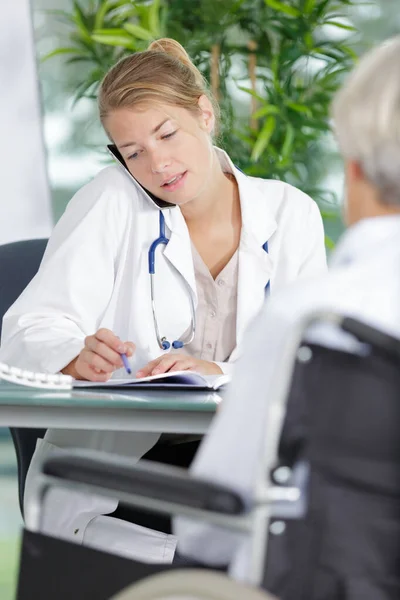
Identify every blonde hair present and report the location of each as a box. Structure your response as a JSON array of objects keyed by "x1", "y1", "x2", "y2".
[
  {"x1": 332, "y1": 36, "x2": 400, "y2": 206},
  {"x1": 99, "y1": 38, "x2": 220, "y2": 134}
]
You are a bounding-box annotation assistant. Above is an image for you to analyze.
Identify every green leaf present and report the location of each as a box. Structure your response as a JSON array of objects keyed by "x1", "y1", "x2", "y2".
[
  {"x1": 338, "y1": 44, "x2": 358, "y2": 60},
  {"x1": 149, "y1": 0, "x2": 161, "y2": 37},
  {"x1": 66, "y1": 56, "x2": 96, "y2": 65},
  {"x1": 313, "y1": 47, "x2": 342, "y2": 61},
  {"x1": 281, "y1": 123, "x2": 295, "y2": 159},
  {"x1": 286, "y1": 101, "x2": 312, "y2": 116},
  {"x1": 324, "y1": 20, "x2": 357, "y2": 31},
  {"x1": 94, "y1": 0, "x2": 115, "y2": 30},
  {"x1": 105, "y1": 2, "x2": 139, "y2": 25},
  {"x1": 304, "y1": 31, "x2": 314, "y2": 50},
  {"x1": 124, "y1": 23, "x2": 154, "y2": 41},
  {"x1": 251, "y1": 116, "x2": 276, "y2": 162},
  {"x1": 91, "y1": 33, "x2": 136, "y2": 49},
  {"x1": 264, "y1": 0, "x2": 301, "y2": 17},
  {"x1": 303, "y1": 0, "x2": 315, "y2": 14},
  {"x1": 72, "y1": 1, "x2": 92, "y2": 42},
  {"x1": 315, "y1": 0, "x2": 332, "y2": 18},
  {"x1": 93, "y1": 28, "x2": 131, "y2": 36},
  {"x1": 317, "y1": 66, "x2": 348, "y2": 84},
  {"x1": 252, "y1": 105, "x2": 280, "y2": 119},
  {"x1": 307, "y1": 119, "x2": 329, "y2": 131},
  {"x1": 324, "y1": 235, "x2": 335, "y2": 250},
  {"x1": 320, "y1": 210, "x2": 339, "y2": 220},
  {"x1": 237, "y1": 86, "x2": 265, "y2": 103},
  {"x1": 41, "y1": 47, "x2": 84, "y2": 62}
]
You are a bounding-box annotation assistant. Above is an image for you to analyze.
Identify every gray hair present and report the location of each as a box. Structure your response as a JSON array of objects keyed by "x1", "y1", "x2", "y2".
[{"x1": 332, "y1": 36, "x2": 400, "y2": 206}]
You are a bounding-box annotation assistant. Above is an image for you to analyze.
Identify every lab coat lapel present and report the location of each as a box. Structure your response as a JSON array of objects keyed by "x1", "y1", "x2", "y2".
[
  {"x1": 162, "y1": 207, "x2": 197, "y2": 301},
  {"x1": 233, "y1": 167, "x2": 277, "y2": 352}
]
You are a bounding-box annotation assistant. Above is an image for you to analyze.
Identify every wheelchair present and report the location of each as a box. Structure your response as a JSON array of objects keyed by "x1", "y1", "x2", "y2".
[{"x1": 16, "y1": 312, "x2": 400, "y2": 600}]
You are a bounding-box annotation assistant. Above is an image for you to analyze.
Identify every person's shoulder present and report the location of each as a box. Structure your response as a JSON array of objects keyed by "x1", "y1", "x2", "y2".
[
  {"x1": 64, "y1": 165, "x2": 141, "y2": 218},
  {"x1": 50, "y1": 166, "x2": 144, "y2": 243},
  {"x1": 264, "y1": 252, "x2": 370, "y2": 324},
  {"x1": 78, "y1": 164, "x2": 138, "y2": 202}
]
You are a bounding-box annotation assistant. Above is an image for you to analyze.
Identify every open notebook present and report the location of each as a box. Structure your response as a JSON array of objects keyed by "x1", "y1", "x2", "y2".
[{"x1": 73, "y1": 370, "x2": 230, "y2": 391}]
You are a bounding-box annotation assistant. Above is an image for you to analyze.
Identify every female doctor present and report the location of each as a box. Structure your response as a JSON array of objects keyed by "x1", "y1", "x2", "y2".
[{"x1": 0, "y1": 38, "x2": 326, "y2": 563}]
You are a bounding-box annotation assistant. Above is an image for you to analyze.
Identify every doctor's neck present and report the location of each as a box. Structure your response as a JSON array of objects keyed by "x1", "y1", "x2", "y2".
[{"x1": 179, "y1": 151, "x2": 240, "y2": 228}]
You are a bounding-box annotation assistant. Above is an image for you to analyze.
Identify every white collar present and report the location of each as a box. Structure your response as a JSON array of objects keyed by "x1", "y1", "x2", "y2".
[{"x1": 331, "y1": 215, "x2": 400, "y2": 267}]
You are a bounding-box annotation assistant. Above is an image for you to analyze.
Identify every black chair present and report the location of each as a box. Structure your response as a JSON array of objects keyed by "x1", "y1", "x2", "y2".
[{"x1": 0, "y1": 238, "x2": 49, "y2": 515}]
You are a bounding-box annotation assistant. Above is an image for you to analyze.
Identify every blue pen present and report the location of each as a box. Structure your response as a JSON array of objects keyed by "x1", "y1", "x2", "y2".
[{"x1": 120, "y1": 353, "x2": 132, "y2": 375}]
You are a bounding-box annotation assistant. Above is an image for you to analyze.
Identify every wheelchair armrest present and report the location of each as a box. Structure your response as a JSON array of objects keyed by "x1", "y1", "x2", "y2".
[
  {"x1": 341, "y1": 317, "x2": 400, "y2": 360},
  {"x1": 42, "y1": 451, "x2": 245, "y2": 516}
]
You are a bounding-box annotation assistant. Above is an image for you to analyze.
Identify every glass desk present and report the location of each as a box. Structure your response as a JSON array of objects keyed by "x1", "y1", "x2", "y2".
[{"x1": 0, "y1": 381, "x2": 221, "y2": 434}]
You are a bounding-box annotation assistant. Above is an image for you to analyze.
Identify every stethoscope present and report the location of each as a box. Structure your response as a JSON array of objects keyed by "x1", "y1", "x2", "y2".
[
  {"x1": 149, "y1": 211, "x2": 196, "y2": 350},
  {"x1": 149, "y1": 210, "x2": 270, "y2": 351}
]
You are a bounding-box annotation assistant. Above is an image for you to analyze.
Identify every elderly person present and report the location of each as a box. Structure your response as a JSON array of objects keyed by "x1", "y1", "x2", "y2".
[{"x1": 176, "y1": 36, "x2": 400, "y2": 596}]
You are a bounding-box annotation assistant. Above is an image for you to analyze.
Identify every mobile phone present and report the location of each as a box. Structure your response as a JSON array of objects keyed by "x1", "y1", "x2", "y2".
[{"x1": 107, "y1": 144, "x2": 174, "y2": 209}]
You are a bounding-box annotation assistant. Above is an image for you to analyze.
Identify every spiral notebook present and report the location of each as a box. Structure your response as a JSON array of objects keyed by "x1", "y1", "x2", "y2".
[
  {"x1": 73, "y1": 370, "x2": 230, "y2": 391},
  {"x1": 0, "y1": 362, "x2": 72, "y2": 389}
]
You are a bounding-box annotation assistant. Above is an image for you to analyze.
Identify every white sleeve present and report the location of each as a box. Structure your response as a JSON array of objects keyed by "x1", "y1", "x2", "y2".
[
  {"x1": 297, "y1": 199, "x2": 327, "y2": 279},
  {"x1": 174, "y1": 292, "x2": 300, "y2": 566},
  {"x1": 0, "y1": 173, "x2": 132, "y2": 373}
]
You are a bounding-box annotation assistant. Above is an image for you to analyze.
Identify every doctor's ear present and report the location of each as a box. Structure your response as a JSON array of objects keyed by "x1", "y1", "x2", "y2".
[{"x1": 197, "y1": 94, "x2": 215, "y2": 134}]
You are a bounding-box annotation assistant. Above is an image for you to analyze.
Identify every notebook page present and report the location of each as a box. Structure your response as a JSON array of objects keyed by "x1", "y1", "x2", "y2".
[{"x1": 73, "y1": 370, "x2": 229, "y2": 389}]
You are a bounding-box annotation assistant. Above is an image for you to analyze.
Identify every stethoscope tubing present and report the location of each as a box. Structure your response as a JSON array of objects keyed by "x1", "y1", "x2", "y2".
[{"x1": 149, "y1": 211, "x2": 197, "y2": 350}]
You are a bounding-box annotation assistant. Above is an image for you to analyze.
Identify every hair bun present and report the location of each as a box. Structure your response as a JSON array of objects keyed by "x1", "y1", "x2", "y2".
[{"x1": 148, "y1": 38, "x2": 195, "y2": 72}]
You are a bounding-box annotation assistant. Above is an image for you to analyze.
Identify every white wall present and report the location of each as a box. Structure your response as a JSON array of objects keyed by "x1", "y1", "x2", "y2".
[{"x1": 0, "y1": 0, "x2": 53, "y2": 244}]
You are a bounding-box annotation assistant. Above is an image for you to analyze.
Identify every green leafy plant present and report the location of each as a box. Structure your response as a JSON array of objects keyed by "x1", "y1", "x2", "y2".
[
  {"x1": 43, "y1": 0, "x2": 166, "y2": 101},
  {"x1": 230, "y1": 1, "x2": 357, "y2": 190},
  {"x1": 45, "y1": 0, "x2": 359, "y2": 239}
]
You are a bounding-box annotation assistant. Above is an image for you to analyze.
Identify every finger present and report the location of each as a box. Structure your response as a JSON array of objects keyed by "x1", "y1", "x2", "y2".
[
  {"x1": 150, "y1": 356, "x2": 186, "y2": 375},
  {"x1": 124, "y1": 342, "x2": 136, "y2": 358},
  {"x1": 87, "y1": 365, "x2": 112, "y2": 382},
  {"x1": 75, "y1": 362, "x2": 111, "y2": 382},
  {"x1": 85, "y1": 337, "x2": 123, "y2": 369},
  {"x1": 136, "y1": 356, "x2": 165, "y2": 378},
  {"x1": 95, "y1": 328, "x2": 128, "y2": 354},
  {"x1": 80, "y1": 349, "x2": 116, "y2": 373},
  {"x1": 168, "y1": 359, "x2": 197, "y2": 373}
]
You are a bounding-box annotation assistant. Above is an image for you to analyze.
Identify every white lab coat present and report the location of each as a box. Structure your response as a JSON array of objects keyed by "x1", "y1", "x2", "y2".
[
  {"x1": 176, "y1": 214, "x2": 400, "y2": 576},
  {"x1": 0, "y1": 147, "x2": 326, "y2": 563}
]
